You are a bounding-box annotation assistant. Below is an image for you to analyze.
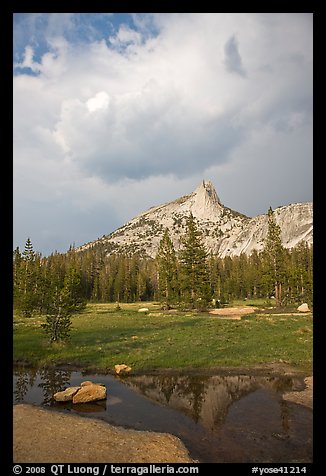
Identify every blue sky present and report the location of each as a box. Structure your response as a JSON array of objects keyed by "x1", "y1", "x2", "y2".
[
  {"x1": 13, "y1": 13, "x2": 157, "y2": 66},
  {"x1": 13, "y1": 13, "x2": 313, "y2": 256}
]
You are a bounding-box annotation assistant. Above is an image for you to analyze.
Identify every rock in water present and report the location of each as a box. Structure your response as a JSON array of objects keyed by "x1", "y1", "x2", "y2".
[
  {"x1": 53, "y1": 387, "x2": 81, "y2": 402},
  {"x1": 114, "y1": 364, "x2": 132, "y2": 374},
  {"x1": 297, "y1": 303, "x2": 310, "y2": 312},
  {"x1": 80, "y1": 381, "x2": 93, "y2": 387},
  {"x1": 81, "y1": 380, "x2": 106, "y2": 387},
  {"x1": 72, "y1": 384, "x2": 107, "y2": 404}
]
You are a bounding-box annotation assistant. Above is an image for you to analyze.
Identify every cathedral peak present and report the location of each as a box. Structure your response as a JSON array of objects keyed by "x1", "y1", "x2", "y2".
[
  {"x1": 194, "y1": 180, "x2": 222, "y2": 206},
  {"x1": 78, "y1": 179, "x2": 313, "y2": 259}
]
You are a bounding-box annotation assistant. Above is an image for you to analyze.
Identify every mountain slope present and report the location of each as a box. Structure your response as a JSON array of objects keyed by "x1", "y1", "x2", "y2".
[{"x1": 78, "y1": 180, "x2": 313, "y2": 258}]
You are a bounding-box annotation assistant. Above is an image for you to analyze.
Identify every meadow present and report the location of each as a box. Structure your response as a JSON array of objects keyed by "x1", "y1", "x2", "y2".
[{"x1": 13, "y1": 301, "x2": 313, "y2": 373}]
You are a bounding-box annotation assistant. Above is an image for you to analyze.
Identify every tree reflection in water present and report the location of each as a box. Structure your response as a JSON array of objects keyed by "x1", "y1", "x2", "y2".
[
  {"x1": 14, "y1": 367, "x2": 37, "y2": 402},
  {"x1": 14, "y1": 367, "x2": 72, "y2": 405},
  {"x1": 38, "y1": 368, "x2": 71, "y2": 405}
]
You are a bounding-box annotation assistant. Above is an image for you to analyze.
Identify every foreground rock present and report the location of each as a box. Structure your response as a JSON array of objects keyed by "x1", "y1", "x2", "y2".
[
  {"x1": 54, "y1": 380, "x2": 107, "y2": 404},
  {"x1": 14, "y1": 404, "x2": 194, "y2": 463},
  {"x1": 80, "y1": 380, "x2": 93, "y2": 386},
  {"x1": 53, "y1": 386, "x2": 81, "y2": 402},
  {"x1": 72, "y1": 384, "x2": 106, "y2": 404}
]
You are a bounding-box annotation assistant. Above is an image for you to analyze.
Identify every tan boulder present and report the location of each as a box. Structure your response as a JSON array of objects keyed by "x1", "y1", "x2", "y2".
[
  {"x1": 72, "y1": 384, "x2": 107, "y2": 404},
  {"x1": 297, "y1": 303, "x2": 310, "y2": 312},
  {"x1": 114, "y1": 364, "x2": 132, "y2": 374},
  {"x1": 53, "y1": 387, "x2": 81, "y2": 402},
  {"x1": 81, "y1": 380, "x2": 105, "y2": 387}
]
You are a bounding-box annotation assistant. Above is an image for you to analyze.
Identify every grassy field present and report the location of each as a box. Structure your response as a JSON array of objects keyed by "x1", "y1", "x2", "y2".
[{"x1": 13, "y1": 302, "x2": 313, "y2": 373}]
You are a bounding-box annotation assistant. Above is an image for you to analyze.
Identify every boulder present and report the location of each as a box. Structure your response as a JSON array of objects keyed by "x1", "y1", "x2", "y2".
[
  {"x1": 53, "y1": 386, "x2": 81, "y2": 402},
  {"x1": 81, "y1": 380, "x2": 106, "y2": 387},
  {"x1": 114, "y1": 364, "x2": 132, "y2": 374},
  {"x1": 138, "y1": 308, "x2": 149, "y2": 313},
  {"x1": 297, "y1": 303, "x2": 310, "y2": 312},
  {"x1": 72, "y1": 384, "x2": 107, "y2": 404}
]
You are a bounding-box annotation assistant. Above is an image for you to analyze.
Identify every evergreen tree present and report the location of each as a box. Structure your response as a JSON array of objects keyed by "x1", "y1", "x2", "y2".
[
  {"x1": 287, "y1": 242, "x2": 313, "y2": 305},
  {"x1": 247, "y1": 249, "x2": 262, "y2": 299},
  {"x1": 179, "y1": 213, "x2": 211, "y2": 309},
  {"x1": 41, "y1": 266, "x2": 85, "y2": 342},
  {"x1": 261, "y1": 207, "x2": 287, "y2": 306},
  {"x1": 156, "y1": 229, "x2": 179, "y2": 308},
  {"x1": 13, "y1": 246, "x2": 22, "y2": 306},
  {"x1": 14, "y1": 238, "x2": 41, "y2": 317}
]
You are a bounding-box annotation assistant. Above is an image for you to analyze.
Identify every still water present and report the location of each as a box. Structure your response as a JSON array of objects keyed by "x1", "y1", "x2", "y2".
[{"x1": 13, "y1": 367, "x2": 312, "y2": 463}]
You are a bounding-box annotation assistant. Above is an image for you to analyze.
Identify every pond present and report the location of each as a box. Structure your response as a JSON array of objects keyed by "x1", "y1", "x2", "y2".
[{"x1": 13, "y1": 367, "x2": 312, "y2": 463}]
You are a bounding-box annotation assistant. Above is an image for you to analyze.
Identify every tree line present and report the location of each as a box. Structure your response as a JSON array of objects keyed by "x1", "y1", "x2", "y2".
[{"x1": 13, "y1": 209, "x2": 313, "y2": 339}]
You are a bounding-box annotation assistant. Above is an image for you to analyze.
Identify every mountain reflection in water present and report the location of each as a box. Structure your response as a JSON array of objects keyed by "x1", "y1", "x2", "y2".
[
  {"x1": 124, "y1": 374, "x2": 296, "y2": 431},
  {"x1": 13, "y1": 368, "x2": 312, "y2": 463}
]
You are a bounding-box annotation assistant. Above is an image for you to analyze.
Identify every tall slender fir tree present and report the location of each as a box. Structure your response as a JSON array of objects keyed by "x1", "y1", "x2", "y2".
[
  {"x1": 179, "y1": 213, "x2": 211, "y2": 309},
  {"x1": 261, "y1": 207, "x2": 287, "y2": 306},
  {"x1": 156, "y1": 229, "x2": 179, "y2": 308}
]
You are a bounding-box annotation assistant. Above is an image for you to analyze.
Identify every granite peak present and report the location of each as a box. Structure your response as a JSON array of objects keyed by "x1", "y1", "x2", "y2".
[{"x1": 78, "y1": 180, "x2": 313, "y2": 258}]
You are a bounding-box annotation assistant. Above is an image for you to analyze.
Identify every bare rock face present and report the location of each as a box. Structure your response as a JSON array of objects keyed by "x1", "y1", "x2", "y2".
[
  {"x1": 72, "y1": 384, "x2": 107, "y2": 404},
  {"x1": 77, "y1": 180, "x2": 313, "y2": 259},
  {"x1": 53, "y1": 387, "x2": 81, "y2": 402}
]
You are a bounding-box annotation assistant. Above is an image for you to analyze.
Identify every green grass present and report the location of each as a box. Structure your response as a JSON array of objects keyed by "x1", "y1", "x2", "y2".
[{"x1": 13, "y1": 302, "x2": 313, "y2": 373}]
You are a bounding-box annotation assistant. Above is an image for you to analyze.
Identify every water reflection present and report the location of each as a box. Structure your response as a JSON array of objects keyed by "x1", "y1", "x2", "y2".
[
  {"x1": 14, "y1": 367, "x2": 37, "y2": 403},
  {"x1": 13, "y1": 367, "x2": 312, "y2": 463},
  {"x1": 14, "y1": 367, "x2": 71, "y2": 405},
  {"x1": 38, "y1": 368, "x2": 71, "y2": 405},
  {"x1": 71, "y1": 401, "x2": 107, "y2": 413},
  {"x1": 124, "y1": 374, "x2": 297, "y2": 431}
]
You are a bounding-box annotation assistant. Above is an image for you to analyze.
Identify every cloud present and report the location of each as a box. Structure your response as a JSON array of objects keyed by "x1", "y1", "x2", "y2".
[
  {"x1": 86, "y1": 91, "x2": 111, "y2": 112},
  {"x1": 108, "y1": 24, "x2": 142, "y2": 48},
  {"x1": 13, "y1": 13, "x2": 313, "y2": 255},
  {"x1": 17, "y1": 46, "x2": 41, "y2": 73},
  {"x1": 224, "y1": 35, "x2": 246, "y2": 77}
]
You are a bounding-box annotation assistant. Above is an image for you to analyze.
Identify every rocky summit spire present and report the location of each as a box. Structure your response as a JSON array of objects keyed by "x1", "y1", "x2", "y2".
[
  {"x1": 190, "y1": 180, "x2": 223, "y2": 220},
  {"x1": 200, "y1": 180, "x2": 221, "y2": 205}
]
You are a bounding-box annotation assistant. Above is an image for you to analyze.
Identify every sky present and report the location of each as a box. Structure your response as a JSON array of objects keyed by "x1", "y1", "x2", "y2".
[{"x1": 13, "y1": 13, "x2": 313, "y2": 256}]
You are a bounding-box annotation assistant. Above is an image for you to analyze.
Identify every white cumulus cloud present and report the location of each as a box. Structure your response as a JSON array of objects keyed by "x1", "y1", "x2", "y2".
[
  {"x1": 86, "y1": 91, "x2": 111, "y2": 112},
  {"x1": 13, "y1": 13, "x2": 313, "y2": 255}
]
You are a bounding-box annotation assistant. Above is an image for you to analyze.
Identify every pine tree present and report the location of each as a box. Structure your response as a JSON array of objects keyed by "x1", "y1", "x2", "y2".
[
  {"x1": 261, "y1": 207, "x2": 287, "y2": 306},
  {"x1": 156, "y1": 229, "x2": 179, "y2": 308},
  {"x1": 41, "y1": 266, "x2": 85, "y2": 343},
  {"x1": 179, "y1": 213, "x2": 211, "y2": 310},
  {"x1": 14, "y1": 238, "x2": 41, "y2": 317},
  {"x1": 13, "y1": 246, "x2": 22, "y2": 306},
  {"x1": 287, "y1": 242, "x2": 313, "y2": 305},
  {"x1": 247, "y1": 249, "x2": 262, "y2": 299}
]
